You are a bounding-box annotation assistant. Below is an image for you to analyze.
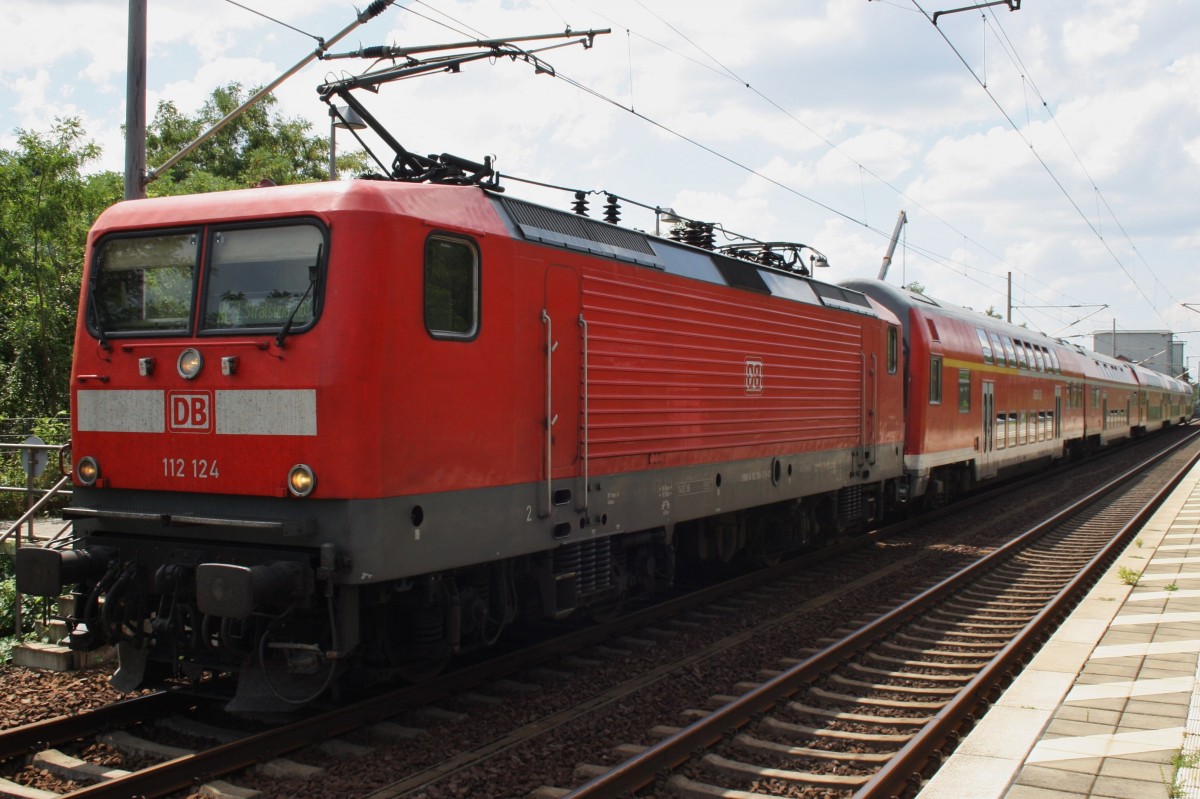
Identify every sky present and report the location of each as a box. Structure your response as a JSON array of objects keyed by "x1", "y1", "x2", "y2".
[{"x1": 4, "y1": 0, "x2": 1200, "y2": 378}]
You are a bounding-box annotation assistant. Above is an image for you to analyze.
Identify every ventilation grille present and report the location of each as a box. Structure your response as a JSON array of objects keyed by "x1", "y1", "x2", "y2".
[
  {"x1": 553, "y1": 538, "x2": 614, "y2": 596},
  {"x1": 838, "y1": 485, "x2": 864, "y2": 523},
  {"x1": 501, "y1": 197, "x2": 663, "y2": 268}
]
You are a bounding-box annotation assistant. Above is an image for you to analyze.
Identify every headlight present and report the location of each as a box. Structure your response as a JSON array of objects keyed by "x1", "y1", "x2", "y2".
[
  {"x1": 177, "y1": 348, "x2": 203, "y2": 379},
  {"x1": 77, "y1": 457, "x2": 100, "y2": 486},
  {"x1": 288, "y1": 464, "x2": 316, "y2": 497}
]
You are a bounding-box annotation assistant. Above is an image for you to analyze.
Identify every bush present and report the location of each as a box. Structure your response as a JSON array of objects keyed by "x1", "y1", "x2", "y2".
[{"x1": 0, "y1": 553, "x2": 50, "y2": 643}]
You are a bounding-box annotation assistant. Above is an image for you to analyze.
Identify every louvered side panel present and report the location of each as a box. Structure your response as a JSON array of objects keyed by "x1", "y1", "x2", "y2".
[{"x1": 582, "y1": 270, "x2": 864, "y2": 464}]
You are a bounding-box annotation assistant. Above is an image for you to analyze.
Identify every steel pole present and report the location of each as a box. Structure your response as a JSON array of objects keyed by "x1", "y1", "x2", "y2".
[{"x1": 124, "y1": 0, "x2": 147, "y2": 199}]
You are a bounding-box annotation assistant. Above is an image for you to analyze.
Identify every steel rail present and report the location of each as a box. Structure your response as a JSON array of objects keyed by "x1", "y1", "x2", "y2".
[
  {"x1": 0, "y1": 690, "x2": 194, "y2": 763},
  {"x1": 39, "y1": 531, "x2": 869, "y2": 798},
  {"x1": 11, "y1": 432, "x2": 1190, "y2": 797},
  {"x1": 855, "y1": 437, "x2": 1200, "y2": 799},
  {"x1": 561, "y1": 428, "x2": 1200, "y2": 797}
]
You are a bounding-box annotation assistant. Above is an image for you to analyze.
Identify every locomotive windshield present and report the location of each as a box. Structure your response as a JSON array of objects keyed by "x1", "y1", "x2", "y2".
[
  {"x1": 201, "y1": 224, "x2": 324, "y2": 332},
  {"x1": 89, "y1": 221, "x2": 325, "y2": 338},
  {"x1": 92, "y1": 232, "x2": 199, "y2": 334}
]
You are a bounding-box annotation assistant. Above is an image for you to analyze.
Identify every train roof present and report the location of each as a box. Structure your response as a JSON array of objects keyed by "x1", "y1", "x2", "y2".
[
  {"x1": 840, "y1": 278, "x2": 1064, "y2": 346},
  {"x1": 90, "y1": 180, "x2": 513, "y2": 238},
  {"x1": 1130, "y1": 361, "x2": 1192, "y2": 394},
  {"x1": 91, "y1": 180, "x2": 900, "y2": 327},
  {"x1": 844, "y1": 278, "x2": 1191, "y2": 395}
]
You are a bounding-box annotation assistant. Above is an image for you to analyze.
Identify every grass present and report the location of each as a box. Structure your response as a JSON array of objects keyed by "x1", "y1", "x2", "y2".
[
  {"x1": 1, "y1": 561, "x2": 53, "y2": 664},
  {"x1": 1118, "y1": 566, "x2": 1142, "y2": 586},
  {"x1": 1167, "y1": 750, "x2": 1200, "y2": 798}
]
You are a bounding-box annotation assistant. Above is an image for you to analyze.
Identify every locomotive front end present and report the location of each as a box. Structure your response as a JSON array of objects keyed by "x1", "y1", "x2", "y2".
[{"x1": 16, "y1": 189, "x2": 351, "y2": 705}]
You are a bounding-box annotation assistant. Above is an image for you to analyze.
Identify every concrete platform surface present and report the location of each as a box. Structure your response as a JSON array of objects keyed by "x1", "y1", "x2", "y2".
[{"x1": 919, "y1": 460, "x2": 1200, "y2": 799}]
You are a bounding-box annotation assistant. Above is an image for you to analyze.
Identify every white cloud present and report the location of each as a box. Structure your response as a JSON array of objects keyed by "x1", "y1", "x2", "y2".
[
  {"x1": 1061, "y1": 0, "x2": 1146, "y2": 64},
  {"x1": 813, "y1": 128, "x2": 916, "y2": 185},
  {"x1": 3, "y1": 0, "x2": 1200, "y2": 355}
]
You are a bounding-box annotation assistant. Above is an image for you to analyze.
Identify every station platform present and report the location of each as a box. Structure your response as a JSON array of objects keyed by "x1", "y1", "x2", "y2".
[
  {"x1": 919, "y1": 460, "x2": 1200, "y2": 799},
  {"x1": 0, "y1": 517, "x2": 69, "y2": 557}
]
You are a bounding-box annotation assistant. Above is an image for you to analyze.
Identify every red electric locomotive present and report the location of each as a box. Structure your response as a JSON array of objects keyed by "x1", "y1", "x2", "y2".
[
  {"x1": 845, "y1": 278, "x2": 1192, "y2": 507},
  {"x1": 18, "y1": 180, "x2": 906, "y2": 706}
]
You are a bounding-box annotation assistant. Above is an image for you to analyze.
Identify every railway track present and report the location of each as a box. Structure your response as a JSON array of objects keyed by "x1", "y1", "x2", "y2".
[
  {"x1": 556, "y1": 429, "x2": 1200, "y2": 798},
  {"x1": 1, "y1": 430, "x2": 1194, "y2": 799}
]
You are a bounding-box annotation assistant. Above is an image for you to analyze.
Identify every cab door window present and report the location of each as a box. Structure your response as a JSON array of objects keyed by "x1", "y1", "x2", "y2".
[
  {"x1": 929, "y1": 356, "x2": 943, "y2": 404},
  {"x1": 887, "y1": 326, "x2": 899, "y2": 374},
  {"x1": 425, "y1": 235, "x2": 480, "y2": 340}
]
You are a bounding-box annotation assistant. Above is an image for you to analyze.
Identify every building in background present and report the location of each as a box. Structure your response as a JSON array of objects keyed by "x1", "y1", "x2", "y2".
[{"x1": 1091, "y1": 330, "x2": 1187, "y2": 381}]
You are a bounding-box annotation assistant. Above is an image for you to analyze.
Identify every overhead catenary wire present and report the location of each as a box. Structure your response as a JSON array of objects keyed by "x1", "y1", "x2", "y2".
[
  {"x1": 222, "y1": 0, "x2": 321, "y2": 42},
  {"x1": 363, "y1": 2, "x2": 1167, "y2": 339},
  {"x1": 392, "y1": 1, "x2": 1080, "y2": 330},
  {"x1": 146, "y1": 0, "x2": 396, "y2": 185},
  {"x1": 909, "y1": 0, "x2": 1176, "y2": 331},
  {"x1": 404, "y1": 0, "x2": 488, "y2": 40},
  {"x1": 984, "y1": 6, "x2": 1175, "y2": 320},
  {"x1": 560, "y1": 0, "x2": 1102, "y2": 328}
]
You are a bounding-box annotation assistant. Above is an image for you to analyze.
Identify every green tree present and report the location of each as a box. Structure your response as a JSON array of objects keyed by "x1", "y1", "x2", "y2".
[
  {"x1": 903, "y1": 280, "x2": 926, "y2": 295},
  {"x1": 0, "y1": 89, "x2": 368, "y2": 423},
  {"x1": 0, "y1": 120, "x2": 121, "y2": 418},
  {"x1": 145, "y1": 83, "x2": 368, "y2": 194}
]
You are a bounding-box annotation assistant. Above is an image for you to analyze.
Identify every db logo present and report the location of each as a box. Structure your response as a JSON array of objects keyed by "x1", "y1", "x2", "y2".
[
  {"x1": 169, "y1": 391, "x2": 213, "y2": 432},
  {"x1": 745, "y1": 358, "x2": 764, "y2": 394}
]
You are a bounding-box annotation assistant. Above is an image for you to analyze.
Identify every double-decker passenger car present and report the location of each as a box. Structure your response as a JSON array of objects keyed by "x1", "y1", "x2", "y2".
[
  {"x1": 19, "y1": 181, "x2": 906, "y2": 706},
  {"x1": 846, "y1": 278, "x2": 1191, "y2": 507}
]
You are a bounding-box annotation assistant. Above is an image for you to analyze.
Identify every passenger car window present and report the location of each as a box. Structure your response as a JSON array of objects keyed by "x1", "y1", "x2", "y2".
[
  {"x1": 958, "y1": 369, "x2": 970, "y2": 413},
  {"x1": 988, "y1": 333, "x2": 1005, "y2": 366},
  {"x1": 425, "y1": 236, "x2": 480, "y2": 339},
  {"x1": 1047, "y1": 348, "x2": 1060, "y2": 373},
  {"x1": 1023, "y1": 343, "x2": 1036, "y2": 370},
  {"x1": 976, "y1": 328, "x2": 992, "y2": 365},
  {"x1": 1001, "y1": 337, "x2": 1017, "y2": 368}
]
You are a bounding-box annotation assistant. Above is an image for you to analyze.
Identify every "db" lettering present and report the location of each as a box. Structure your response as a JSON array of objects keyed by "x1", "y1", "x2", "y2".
[
  {"x1": 168, "y1": 392, "x2": 212, "y2": 432},
  {"x1": 745, "y1": 358, "x2": 763, "y2": 394}
]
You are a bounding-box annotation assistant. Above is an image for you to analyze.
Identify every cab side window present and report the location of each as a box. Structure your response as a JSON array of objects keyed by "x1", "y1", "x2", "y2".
[
  {"x1": 887, "y1": 326, "x2": 899, "y2": 374},
  {"x1": 425, "y1": 235, "x2": 480, "y2": 339},
  {"x1": 930, "y1": 355, "x2": 943, "y2": 404}
]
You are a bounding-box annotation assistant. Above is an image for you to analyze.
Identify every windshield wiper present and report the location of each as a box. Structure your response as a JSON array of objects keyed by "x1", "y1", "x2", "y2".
[
  {"x1": 88, "y1": 276, "x2": 110, "y2": 350},
  {"x1": 275, "y1": 245, "x2": 322, "y2": 349}
]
